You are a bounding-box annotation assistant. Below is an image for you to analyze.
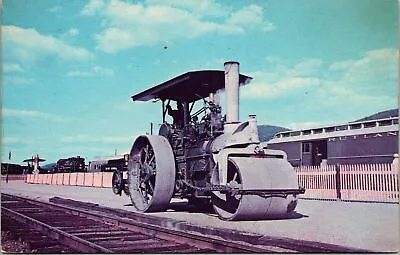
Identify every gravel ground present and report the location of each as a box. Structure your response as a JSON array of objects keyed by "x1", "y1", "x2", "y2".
[
  {"x1": 1, "y1": 231, "x2": 30, "y2": 253},
  {"x1": 1, "y1": 181, "x2": 399, "y2": 252}
]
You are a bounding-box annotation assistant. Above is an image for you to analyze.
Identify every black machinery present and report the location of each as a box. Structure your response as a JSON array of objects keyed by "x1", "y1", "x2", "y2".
[{"x1": 114, "y1": 61, "x2": 304, "y2": 220}]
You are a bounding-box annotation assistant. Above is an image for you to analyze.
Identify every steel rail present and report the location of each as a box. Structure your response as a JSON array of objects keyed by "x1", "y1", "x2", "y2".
[
  {"x1": 1, "y1": 206, "x2": 113, "y2": 253},
  {"x1": 48, "y1": 196, "x2": 374, "y2": 253},
  {"x1": 1, "y1": 193, "x2": 277, "y2": 253},
  {"x1": 2, "y1": 193, "x2": 372, "y2": 253}
]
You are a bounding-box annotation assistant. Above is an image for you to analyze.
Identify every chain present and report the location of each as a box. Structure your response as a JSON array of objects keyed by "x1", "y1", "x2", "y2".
[{"x1": 181, "y1": 180, "x2": 228, "y2": 192}]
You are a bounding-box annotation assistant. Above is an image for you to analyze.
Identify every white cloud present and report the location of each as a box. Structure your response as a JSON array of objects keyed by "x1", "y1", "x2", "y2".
[
  {"x1": 241, "y1": 58, "x2": 323, "y2": 99},
  {"x1": 241, "y1": 48, "x2": 396, "y2": 128},
  {"x1": 66, "y1": 71, "x2": 93, "y2": 77},
  {"x1": 314, "y1": 80, "x2": 396, "y2": 110},
  {"x1": 2, "y1": 137, "x2": 25, "y2": 145},
  {"x1": 47, "y1": 5, "x2": 62, "y2": 13},
  {"x1": 3, "y1": 108, "x2": 50, "y2": 119},
  {"x1": 261, "y1": 23, "x2": 276, "y2": 32},
  {"x1": 4, "y1": 76, "x2": 34, "y2": 85},
  {"x1": 365, "y1": 48, "x2": 398, "y2": 59},
  {"x1": 93, "y1": 3, "x2": 244, "y2": 52},
  {"x1": 228, "y1": 5, "x2": 263, "y2": 25},
  {"x1": 266, "y1": 57, "x2": 323, "y2": 77},
  {"x1": 329, "y1": 48, "x2": 397, "y2": 72},
  {"x1": 323, "y1": 48, "x2": 398, "y2": 107},
  {"x1": 61, "y1": 28, "x2": 80, "y2": 38},
  {"x1": 290, "y1": 59, "x2": 323, "y2": 76},
  {"x1": 93, "y1": 66, "x2": 114, "y2": 76},
  {"x1": 3, "y1": 25, "x2": 92, "y2": 63},
  {"x1": 61, "y1": 134, "x2": 135, "y2": 143},
  {"x1": 286, "y1": 121, "x2": 324, "y2": 130},
  {"x1": 3, "y1": 63, "x2": 24, "y2": 72},
  {"x1": 80, "y1": 0, "x2": 273, "y2": 53},
  {"x1": 2, "y1": 108, "x2": 70, "y2": 123},
  {"x1": 242, "y1": 76, "x2": 320, "y2": 99},
  {"x1": 145, "y1": 0, "x2": 230, "y2": 18},
  {"x1": 329, "y1": 60, "x2": 353, "y2": 71},
  {"x1": 330, "y1": 48, "x2": 398, "y2": 88},
  {"x1": 67, "y1": 65, "x2": 114, "y2": 77},
  {"x1": 242, "y1": 48, "x2": 396, "y2": 103},
  {"x1": 226, "y1": 4, "x2": 275, "y2": 32},
  {"x1": 80, "y1": 0, "x2": 105, "y2": 16}
]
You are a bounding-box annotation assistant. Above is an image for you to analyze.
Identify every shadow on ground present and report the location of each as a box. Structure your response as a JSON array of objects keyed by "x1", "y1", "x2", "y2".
[
  {"x1": 168, "y1": 201, "x2": 309, "y2": 221},
  {"x1": 169, "y1": 201, "x2": 216, "y2": 214},
  {"x1": 122, "y1": 199, "x2": 308, "y2": 221}
]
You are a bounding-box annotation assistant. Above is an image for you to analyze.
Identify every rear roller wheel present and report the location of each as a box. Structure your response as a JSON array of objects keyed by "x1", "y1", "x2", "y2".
[
  {"x1": 211, "y1": 157, "x2": 299, "y2": 221},
  {"x1": 112, "y1": 171, "x2": 123, "y2": 195},
  {"x1": 128, "y1": 135, "x2": 176, "y2": 212}
]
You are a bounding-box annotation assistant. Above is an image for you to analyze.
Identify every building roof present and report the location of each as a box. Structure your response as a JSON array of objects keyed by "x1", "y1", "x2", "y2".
[
  {"x1": 23, "y1": 158, "x2": 46, "y2": 162},
  {"x1": 268, "y1": 117, "x2": 399, "y2": 144},
  {"x1": 90, "y1": 154, "x2": 127, "y2": 163},
  {"x1": 131, "y1": 70, "x2": 252, "y2": 102}
]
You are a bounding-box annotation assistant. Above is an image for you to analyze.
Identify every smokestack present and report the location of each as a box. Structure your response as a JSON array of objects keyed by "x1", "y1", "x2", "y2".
[{"x1": 224, "y1": 61, "x2": 240, "y2": 133}]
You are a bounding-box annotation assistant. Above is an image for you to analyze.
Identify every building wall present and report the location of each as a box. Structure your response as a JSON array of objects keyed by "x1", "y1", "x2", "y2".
[
  {"x1": 268, "y1": 142, "x2": 302, "y2": 166},
  {"x1": 268, "y1": 131, "x2": 398, "y2": 166},
  {"x1": 327, "y1": 132, "x2": 398, "y2": 165}
]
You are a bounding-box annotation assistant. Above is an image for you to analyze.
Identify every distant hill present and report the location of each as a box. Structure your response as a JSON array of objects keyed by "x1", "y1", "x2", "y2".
[
  {"x1": 257, "y1": 125, "x2": 291, "y2": 142},
  {"x1": 41, "y1": 163, "x2": 56, "y2": 170},
  {"x1": 353, "y1": 109, "x2": 398, "y2": 122}
]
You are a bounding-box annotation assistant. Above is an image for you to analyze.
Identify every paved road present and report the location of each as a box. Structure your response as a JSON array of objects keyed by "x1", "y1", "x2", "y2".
[{"x1": 1, "y1": 181, "x2": 398, "y2": 252}]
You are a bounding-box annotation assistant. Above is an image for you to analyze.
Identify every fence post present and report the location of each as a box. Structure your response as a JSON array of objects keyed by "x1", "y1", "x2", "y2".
[{"x1": 335, "y1": 164, "x2": 341, "y2": 200}]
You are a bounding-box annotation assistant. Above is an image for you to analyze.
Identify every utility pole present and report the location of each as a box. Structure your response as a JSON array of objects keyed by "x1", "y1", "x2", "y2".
[
  {"x1": 6, "y1": 151, "x2": 11, "y2": 183},
  {"x1": 6, "y1": 164, "x2": 9, "y2": 183}
]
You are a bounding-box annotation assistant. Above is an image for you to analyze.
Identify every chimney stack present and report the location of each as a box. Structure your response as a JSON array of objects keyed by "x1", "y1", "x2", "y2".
[{"x1": 224, "y1": 61, "x2": 240, "y2": 133}]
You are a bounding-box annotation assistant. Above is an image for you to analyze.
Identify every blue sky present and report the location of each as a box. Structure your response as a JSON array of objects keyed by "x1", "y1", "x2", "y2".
[{"x1": 1, "y1": 0, "x2": 398, "y2": 164}]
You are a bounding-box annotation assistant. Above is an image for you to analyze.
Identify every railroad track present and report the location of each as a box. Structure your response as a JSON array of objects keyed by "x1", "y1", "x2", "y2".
[
  {"x1": 1, "y1": 214, "x2": 75, "y2": 253},
  {"x1": 1, "y1": 193, "x2": 371, "y2": 253},
  {"x1": 1, "y1": 193, "x2": 280, "y2": 253}
]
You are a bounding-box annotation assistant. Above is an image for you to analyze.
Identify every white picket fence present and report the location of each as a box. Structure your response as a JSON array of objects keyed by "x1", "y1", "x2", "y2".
[{"x1": 295, "y1": 164, "x2": 399, "y2": 202}]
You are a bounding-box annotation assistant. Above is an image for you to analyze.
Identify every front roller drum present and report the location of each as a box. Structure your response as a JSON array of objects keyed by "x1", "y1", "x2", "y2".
[
  {"x1": 211, "y1": 157, "x2": 299, "y2": 221},
  {"x1": 128, "y1": 135, "x2": 176, "y2": 212}
]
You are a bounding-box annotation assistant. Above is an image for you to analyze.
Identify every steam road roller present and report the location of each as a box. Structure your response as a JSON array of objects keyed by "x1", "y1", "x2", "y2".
[{"x1": 125, "y1": 61, "x2": 305, "y2": 220}]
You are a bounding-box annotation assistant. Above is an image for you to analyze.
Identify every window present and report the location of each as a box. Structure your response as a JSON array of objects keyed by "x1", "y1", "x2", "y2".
[
  {"x1": 350, "y1": 124, "x2": 362, "y2": 130},
  {"x1": 302, "y1": 143, "x2": 311, "y2": 153},
  {"x1": 313, "y1": 128, "x2": 323, "y2": 134},
  {"x1": 290, "y1": 131, "x2": 300, "y2": 136},
  {"x1": 364, "y1": 122, "x2": 376, "y2": 128},
  {"x1": 335, "y1": 125, "x2": 348, "y2": 131},
  {"x1": 325, "y1": 127, "x2": 335, "y2": 132},
  {"x1": 378, "y1": 120, "x2": 392, "y2": 126}
]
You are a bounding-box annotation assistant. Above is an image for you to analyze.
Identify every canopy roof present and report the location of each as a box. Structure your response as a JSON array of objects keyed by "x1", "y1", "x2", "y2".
[
  {"x1": 23, "y1": 158, "x2": 46, "y2": 162},
  {"x1": 131, "y1": 70, "x2": 252, "y2": 102}
]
